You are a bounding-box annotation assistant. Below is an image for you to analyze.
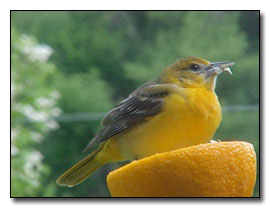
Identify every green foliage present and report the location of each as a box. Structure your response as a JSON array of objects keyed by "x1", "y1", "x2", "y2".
[
  {"x1": 11, "y1": 27, "x2": 60, "y2": 197},
  {"x1": 123, "y1": 11, "x2": 259, "y2": 105},
  {"x1": 55, "y1": 69, "x2": 113, "y2": 113},
  {"x1": 39, "y1": 69, "x2": 115, "y2": 197},
  {"x1": 11, "y1": 11, "x2": 259, "y2": 197}
]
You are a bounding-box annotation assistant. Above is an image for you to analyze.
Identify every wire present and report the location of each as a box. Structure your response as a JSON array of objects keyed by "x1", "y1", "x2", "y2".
[
  {"x1": 12, "y1": 105, "x2": 259, "y2": 123},
  {"x1": 222, "y1": 105, "x2": 259, "y2": 111},
  {"x1": 55, "y1": 112, "x2": 107, "y2": 122}
]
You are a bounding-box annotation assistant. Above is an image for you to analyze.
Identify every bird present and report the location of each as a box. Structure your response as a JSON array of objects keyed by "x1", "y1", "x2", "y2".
[{"x1": 56, "y1": 56, "x2": 234, "y2": 187}]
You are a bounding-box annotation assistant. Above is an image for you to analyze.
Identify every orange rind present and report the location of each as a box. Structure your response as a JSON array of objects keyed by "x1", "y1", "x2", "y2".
[{"x1": 107, "y1": 141, "x2": 256, "y2": 197}]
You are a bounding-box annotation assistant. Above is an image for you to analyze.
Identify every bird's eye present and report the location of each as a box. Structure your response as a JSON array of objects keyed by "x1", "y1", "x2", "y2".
[{"x1": 190, "y1": 64, "x2": 200, "y2": 71}]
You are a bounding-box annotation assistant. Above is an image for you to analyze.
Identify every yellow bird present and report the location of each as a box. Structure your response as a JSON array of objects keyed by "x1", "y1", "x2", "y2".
[{"x1": 57, "y1": 56, "x2": 234, "y2": 187}]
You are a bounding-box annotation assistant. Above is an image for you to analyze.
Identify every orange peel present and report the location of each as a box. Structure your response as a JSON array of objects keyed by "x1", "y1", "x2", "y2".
[{"x1": 107, "y1": 141, "x2": 256, "y2": 197}]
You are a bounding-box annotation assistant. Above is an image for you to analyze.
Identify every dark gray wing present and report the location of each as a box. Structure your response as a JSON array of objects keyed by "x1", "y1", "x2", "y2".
[{"x1": 82, "y1": 82, "x2": 171, "y2": 153}]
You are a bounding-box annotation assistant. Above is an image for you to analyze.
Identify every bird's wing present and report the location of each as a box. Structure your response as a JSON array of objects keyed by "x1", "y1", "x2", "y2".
[{"x1": 82, "y1": 83, "x2": 182, "y2": 153}]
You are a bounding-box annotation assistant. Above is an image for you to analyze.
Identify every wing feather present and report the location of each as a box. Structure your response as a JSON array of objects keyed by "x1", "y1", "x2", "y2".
[{"x1": 82, "y1": 83, "x2": 179, "y2": 153}]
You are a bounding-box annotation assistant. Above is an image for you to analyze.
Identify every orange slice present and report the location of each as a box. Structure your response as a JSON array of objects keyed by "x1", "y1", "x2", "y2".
[{"x1": 107, "y1": 141, "x2": 256, "y2": 197}]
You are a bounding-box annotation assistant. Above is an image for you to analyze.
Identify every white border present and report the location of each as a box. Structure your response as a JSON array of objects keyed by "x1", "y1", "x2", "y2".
[{"x1": 1, "y1": 0, "x2": 269, "y2": 207}]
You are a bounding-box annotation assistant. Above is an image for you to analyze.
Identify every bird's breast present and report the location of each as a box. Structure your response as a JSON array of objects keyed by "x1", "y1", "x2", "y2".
[{"x1": 113, "y1": 88, "x2": 222, "y2": 160}]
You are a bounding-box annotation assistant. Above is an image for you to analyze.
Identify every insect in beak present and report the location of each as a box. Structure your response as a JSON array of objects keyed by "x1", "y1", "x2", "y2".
[{"x1": 206, "y1": 61, "x2": 235, "y2": 77}]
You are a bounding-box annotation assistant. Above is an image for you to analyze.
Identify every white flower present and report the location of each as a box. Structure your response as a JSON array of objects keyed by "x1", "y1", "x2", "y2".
[
  {"x1": 11, "y1": 81, "x2": 15, "y2": 100},
  {"x1": 21, "y1": 105, "x2": 49, "y2": 122},
  {"x1": 11, "y1": 129, "x2": 19, "y2": 141},
  {"x1": 50, "y1": 90, "x2": 61, "y2": 100},
  {"x1": 31, "y1": 132, "x2": 43, "y2": 143},
  {"x1": 11, "y1": 145, "x2": 19, "y2": 156},
  {"x1": 51, "y1": 107, "x2": 62, "y2": 117},
  {"x1": 21, "y1": 35, "x2": 53, "y2": 63},
  {"x1": 46, "y1": 120, "x2": 60, "y2": 130},
  {"x1": 24, "y1": 150, "x2": 44, "y2": 181},
  {"x1": 11, "y1": 129, "x2": 20, "y2": 156},
  {"x1": 36, "y1": 97, "x2": 55, "y2": 108}
]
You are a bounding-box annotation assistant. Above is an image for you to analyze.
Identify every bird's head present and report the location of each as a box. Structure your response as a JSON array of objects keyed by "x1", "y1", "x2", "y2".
[{"x1": 162, "y1": 57, "x2": 235, "y2": 91}]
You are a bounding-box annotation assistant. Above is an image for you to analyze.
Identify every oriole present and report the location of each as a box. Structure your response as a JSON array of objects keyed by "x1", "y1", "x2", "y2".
[{"x1": 57, "y1": 56, "x2": 234, "y2": 187}]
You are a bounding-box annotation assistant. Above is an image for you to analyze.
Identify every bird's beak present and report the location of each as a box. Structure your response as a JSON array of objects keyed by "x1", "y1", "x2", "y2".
[{"x1": 206, "y1": 61, "x2": 235, "y2": 77}]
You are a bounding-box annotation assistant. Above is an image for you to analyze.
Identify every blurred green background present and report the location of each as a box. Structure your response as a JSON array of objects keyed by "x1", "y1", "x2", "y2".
[{"x1": 11, "y1": 11, "x2": 259, "y2": 197}]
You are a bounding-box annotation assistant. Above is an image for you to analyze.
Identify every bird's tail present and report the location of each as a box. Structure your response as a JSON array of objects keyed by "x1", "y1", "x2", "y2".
[{"x1": 56, "y1": 144, "x2": 105, "y2": 187}]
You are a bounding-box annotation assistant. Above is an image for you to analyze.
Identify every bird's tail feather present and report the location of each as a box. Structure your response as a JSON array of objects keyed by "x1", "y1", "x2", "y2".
[{"x1": 56, "y1": 144, "x2": 105, "y2": 187}]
